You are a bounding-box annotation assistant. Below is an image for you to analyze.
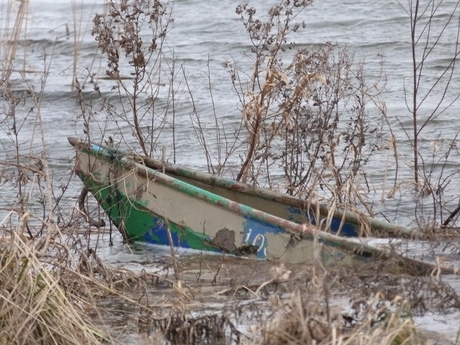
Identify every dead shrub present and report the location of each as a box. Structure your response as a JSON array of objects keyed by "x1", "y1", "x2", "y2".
[{"x1": 227, "y1": 0, "x2": 387, "y2": 220}]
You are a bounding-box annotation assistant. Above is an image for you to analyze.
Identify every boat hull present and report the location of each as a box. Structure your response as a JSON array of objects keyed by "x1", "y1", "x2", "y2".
[
  {"x1": 74, "y1": 145, "x2": 363, "y2": 265},
  {"x1": 69, "y1": 137, "x2": 458, "y2": 275}
]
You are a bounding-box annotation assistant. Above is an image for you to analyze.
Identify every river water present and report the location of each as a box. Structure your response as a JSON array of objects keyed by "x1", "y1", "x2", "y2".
[{"x1": 1, "y1": 0, "x2": 460, "y2": 342}]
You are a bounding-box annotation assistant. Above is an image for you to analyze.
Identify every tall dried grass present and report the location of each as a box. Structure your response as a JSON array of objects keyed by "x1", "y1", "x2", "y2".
[
  {"x1": 0, "y1": 2, "x2": 112, "y2": 344},
  {"x1": 0, "y1": 0, "x2": 29, "y2": 79},
  {"x1": 0, "y1": 232, "x2": 108, "y2": 345}
]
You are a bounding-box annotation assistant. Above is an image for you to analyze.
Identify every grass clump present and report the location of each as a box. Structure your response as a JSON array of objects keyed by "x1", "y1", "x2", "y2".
[
  {"x1": 0, "y1": 233, "x2": 108, "y2": 345},
  {"x1": 252, "y1": 291, "x2": 424, "y2": 345}
]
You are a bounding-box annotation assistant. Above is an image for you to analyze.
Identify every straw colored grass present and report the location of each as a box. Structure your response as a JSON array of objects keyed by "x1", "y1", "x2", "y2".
[
  {"x1": 250, "y1": 291, "x2": 424, "y2": 345},
  {"x1": 0, "y1": 233, "x2": 108, "y2": 345}
]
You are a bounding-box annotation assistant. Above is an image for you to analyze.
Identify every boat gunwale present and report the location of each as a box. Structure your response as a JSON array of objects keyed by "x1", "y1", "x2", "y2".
[{"x1": 137, "y1": 157, "x2": 419, "y2": 238}]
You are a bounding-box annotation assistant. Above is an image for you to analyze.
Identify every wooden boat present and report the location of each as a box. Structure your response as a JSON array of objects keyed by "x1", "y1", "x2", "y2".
[{"x1": 68, "y1": 137, "x2": 457, "y2": 275}]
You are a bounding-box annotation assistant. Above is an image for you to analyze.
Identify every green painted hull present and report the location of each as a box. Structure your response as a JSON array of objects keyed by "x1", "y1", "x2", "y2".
[{"x1": 68, "y1": 137, "x2": 458, "y2": 275}]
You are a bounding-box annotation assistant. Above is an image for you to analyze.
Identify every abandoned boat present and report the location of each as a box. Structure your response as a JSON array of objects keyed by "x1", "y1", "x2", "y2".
[{"x1": 68, "y1": 137, "x2": 456, "y2": 275}]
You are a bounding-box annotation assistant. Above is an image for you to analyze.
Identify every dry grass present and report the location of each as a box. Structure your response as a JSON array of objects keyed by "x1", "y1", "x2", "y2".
[
  {"x1": 249, "y1": 292, "x2": 423, "y2": 345},
  {"x1": 0, "y1": 1, "x2": 112, "y2": 343},
  {"x1": 0, "y1": 224, "x2": 457, "y2": 345},
  {"x1": 0, "y1": 233, "x2": 108, "y2": 345}
]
